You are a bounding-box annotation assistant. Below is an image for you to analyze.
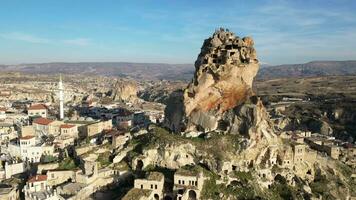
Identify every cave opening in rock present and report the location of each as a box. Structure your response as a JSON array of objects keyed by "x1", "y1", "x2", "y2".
[
  {"x1": 164, "y1": 196, "x2": 173, "y2": 200},
  {"x1": 218, "y1": 120, "x2": 229, "y2": 131},
  {"x1": 188, "y1": 190, "x2": 197, "y2": 200},
  {"x1": 154, "y1": 194, "x2": 159, "y2": 200},
  {"x1": 136, "y1": 160, "x2": 143, "y2": 171},
  {"x1": 198, "y1": 162, "x2": 210, "y2": 171}
]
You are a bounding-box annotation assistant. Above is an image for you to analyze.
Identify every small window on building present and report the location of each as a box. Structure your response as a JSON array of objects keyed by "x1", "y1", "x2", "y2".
[
  {"x1": 151, "y1": 184, "x2": 153, "y2": 189},
  {"x1": 155, "y1": 185, "x2": 157, "y2": 189},
  {"x1": 178, "y1": 180, "x2": 181, "y2": 184},
  {"x1": 141, "y1": 185, "x2": 143, "y2": 189}
]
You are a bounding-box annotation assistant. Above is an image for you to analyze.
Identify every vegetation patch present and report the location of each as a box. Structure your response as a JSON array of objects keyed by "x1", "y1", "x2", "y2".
[
  {"x1": 58, "y1": 158, "x2": 77, "y2": 170},
  {"x1": 97, "y1": 151, "x2": 111, "y2": 169}
]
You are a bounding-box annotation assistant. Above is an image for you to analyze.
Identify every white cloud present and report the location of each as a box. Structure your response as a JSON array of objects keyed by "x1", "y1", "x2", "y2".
[
  {"x1": 0, "y1": 32, "x2": 50, "y2": 44},
  {"x1": 0, "y1": 32, "x2": 92, "y2": 46},
  {"x1": 62, "y1": 38, "x2": 91, "y2": 46}
]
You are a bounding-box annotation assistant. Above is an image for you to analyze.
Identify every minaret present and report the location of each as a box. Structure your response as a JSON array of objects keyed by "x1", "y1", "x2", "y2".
[{"x1": 59, "y1": 74, "x2": 64, "y2": 120}]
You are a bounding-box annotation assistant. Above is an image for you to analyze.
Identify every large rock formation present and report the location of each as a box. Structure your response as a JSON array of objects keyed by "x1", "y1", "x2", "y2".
[
  {"x1": 112, "y1": 80, "x2": 138, "y2": 102},
  {"x1": 165, "y1": 28, "x2": 274, "y2": 141}
]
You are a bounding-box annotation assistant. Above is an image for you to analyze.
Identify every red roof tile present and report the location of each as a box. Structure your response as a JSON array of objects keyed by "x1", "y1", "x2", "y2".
[
  {"x1": 28, "y1": 104, "x2": 47, "y2": 110},
  {"x1": 60, "y1": 124, "x2": 76, "y2": 129},
  {"x1": 28, "y1": 175, "x2": 47, "y2": 183},
  {"x1": 0, "y1": 107, "x2": 6, "y2": 112},
  {"x1": 33, "y1": 118, "x2": 53, "y2": 125},
  {"x1": 20, "y1": 135, "x2": 35, "y2": 140}
]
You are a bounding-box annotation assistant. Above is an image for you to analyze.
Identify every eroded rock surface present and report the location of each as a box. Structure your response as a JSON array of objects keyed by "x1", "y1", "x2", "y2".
[
  {"x1": 112, "y1": 80, "x2": 138, "y2": 102},
  {"x1": 164, "y1": 28, "x2": 273, "y2": 141}
]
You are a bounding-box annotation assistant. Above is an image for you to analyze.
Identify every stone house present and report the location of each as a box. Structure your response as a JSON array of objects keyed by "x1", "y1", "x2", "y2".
[
  {"x1": 4, "y1": 161, "x2": 26, "y2": 179},
  {"x1": 53, "y1": 136, "x2": 75, "y2": 149},
  {"x1": 48, "y1": 120, "x2": 64, "y2": 135},
  {"x1": 33, "y1": 118, "x2": 69, "y2": 136},
  {"x1": 59, "y1": 124, "x2": 78, "y2": 138},
  {"x1": 122, "y1": 188, "x2": 158, "y2": 200},
  {"x1": 8, "y1": 135, "x2": 55, "y2": 163},
  {"x1": 292, "y1": 142, "x2": 306, "y2": 164},
  {"x1": 0, "y1": 123, "x2": 14, "y2": 135},
  {"x1": 258, "y1": 168, "x2": 273, "y2": 181},
  {"x1": 111, "y1": 131, "x2": 131, "y2": 149},
  {"x1": 278, "y1": 147, "x2": 294, "y2": 168},
  {"x1": 0, "y1": 107, "x2": 6, "y2": 121},
  {"x1": 298, "y1": 131, "x2": 311, "y2": 138},
  {"x1": 32, "y1": 118, "x2": 54, "y2": 135},
  {"x1": 0, "y1": 183, "x2": 19, "y2": 200},
  {"x1": 21, "y1": 125, "x2": 36, "y2": 137},
  {"x1": 173, "y1": 169, "x2": 205, "y2": 200},
  {"x1": 25, "y1": 189, "x2": 64, "y2": 200},
  {"x1": 113, "y1": 110, "x2": 133, "y2": 128},
  {"x1": 324, "y1": 145, "x2": 340, "y2": 159},
  {"x1": 134, "y1": 172, "x2": 165, "y2": 199},
  {"x1": 24, "y1": 174, "x2": 48, "y2": 192},
  {"x1": 305, "y1": 137, "x2": 340, "y2": 159},
  {"x1": 47, "y1": 170, "x2": 75, "y2": 186},
  {"x1": 27, "y1": 104, "x2": 48, "y2": 118},
  {"x1": 0, "y1": 123, "x2": 16, "y2": 143},
  {"x1": 78, "y1": 120, "x2": 112, "y2": 138}
]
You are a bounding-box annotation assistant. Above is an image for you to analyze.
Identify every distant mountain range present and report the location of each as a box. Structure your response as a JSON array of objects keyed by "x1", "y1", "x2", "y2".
[
  {"x1": 0, "y1": 62, "x2": 195, "y2": 80},
  {"x1": 1, "y1": 60, "x2": 356, "y2": 80},
  {"x1": 257, "y1": 60, "x2": 356, "y2": 80}
]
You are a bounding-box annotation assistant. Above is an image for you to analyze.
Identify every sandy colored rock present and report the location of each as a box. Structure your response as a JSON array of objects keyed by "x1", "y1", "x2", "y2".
[
  {"x1": 112, "y1": 79, "x2": 138, "y2": 102},
  {"x1": 164, "y1": 28, "x2": 272, "y2": 141}
]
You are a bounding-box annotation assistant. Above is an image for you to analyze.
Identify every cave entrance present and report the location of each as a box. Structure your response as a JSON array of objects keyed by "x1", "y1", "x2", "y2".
[
  {"x1": 154, "y1": 194, "x2": 159, "y2": 200},
  {"x1": 218, "y1": 120, "x2": 229, "y2": 131},
  {"x1": 136, "y1": 160, "x2": 143, "y2": 171},
  {"x1": 188, "y1": 190, "x2": 197, "y2": 200},
  {"x1": 164, "y1": 196, "x2": 173, "y2": 200}
]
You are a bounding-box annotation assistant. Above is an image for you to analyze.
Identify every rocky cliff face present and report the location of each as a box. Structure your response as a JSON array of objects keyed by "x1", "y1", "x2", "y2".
[
  {"x1": 112, "y1": 80, "x2": 138, "y2": 102},
  {"x1": 164, "y1": 28, "x2": 274, "y2": 141},
  {"x1": 128, "y1": 29, "x2": 354, "y2": 199}
]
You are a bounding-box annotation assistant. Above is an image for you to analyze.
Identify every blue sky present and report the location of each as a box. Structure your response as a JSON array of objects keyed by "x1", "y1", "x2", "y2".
[{"x1": 0, "y1": 0, "x2": 355, "y2": 65}]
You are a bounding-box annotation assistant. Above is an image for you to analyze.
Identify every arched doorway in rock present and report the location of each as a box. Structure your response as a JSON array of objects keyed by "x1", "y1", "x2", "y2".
[
  {"x1": 164, "y1": 195, "x2": 173, "y2": 200},
  {"x1": 229, "y1": 180, "x2": 240, "y2": 187},
  {"x1": 188, "y1": 190, "x2": 197, "y2": 200},
  {"x1": 154, "y1": 194, "x2": 159, "y2": 200},
  {"x1": 136, "y1": 160, "x2": 143, "y2": 171}
]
